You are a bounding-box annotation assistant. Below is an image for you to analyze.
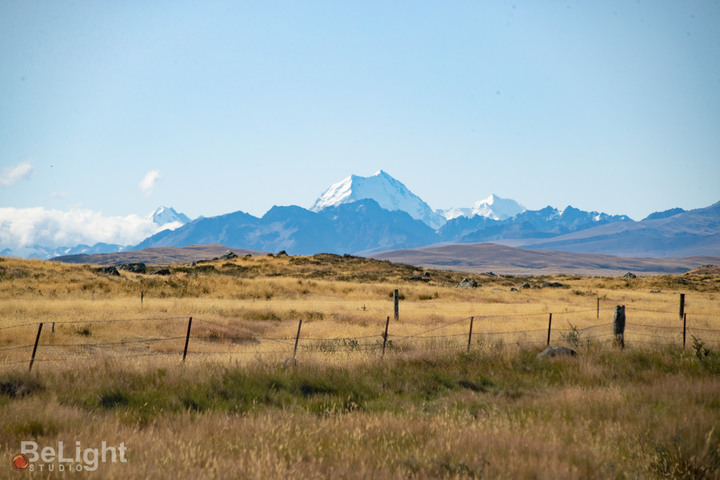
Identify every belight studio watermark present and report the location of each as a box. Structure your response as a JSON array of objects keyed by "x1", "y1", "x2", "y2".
[{"x1": 12, "y1": 441, "x2": 127, "y2": 472}]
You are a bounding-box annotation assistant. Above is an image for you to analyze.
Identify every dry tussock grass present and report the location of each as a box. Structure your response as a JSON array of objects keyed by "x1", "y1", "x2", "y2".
[{"x1": 1, "y1": 255, "x2": 720, "y2": 477}]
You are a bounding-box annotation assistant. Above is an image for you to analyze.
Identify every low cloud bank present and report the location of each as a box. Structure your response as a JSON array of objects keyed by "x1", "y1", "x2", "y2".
[{"x1": 0, "y1": 207, "x2": 180, "y2": 258}]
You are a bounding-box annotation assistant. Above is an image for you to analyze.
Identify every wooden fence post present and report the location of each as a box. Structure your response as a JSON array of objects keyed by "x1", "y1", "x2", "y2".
[
  {"x1": 382, "y1": 316, "x2": 390, "y2": 358},
  {"x1": 596, "y1": 295, "x2": 600, "y2": 320},
  {"x1": 141, "y1": 290, "x2": 144, "y2": 307},
  {"x1": 467, "y1": 316, "x2": 474, "y2": 352},
  {"x1": 182, "y1": 317, "x2": 193, "y2": 363},
  {"x1": 613, "y1": 306, "x2": 625, "y2": 350},
  {"x1": 546, "y1": 313, "x2": 552, "y2": 346},
  {"x1": 293, "y1": 319, "x2": 303, "y2": 359},
  {"x1": 679, "y1": 293, "x2": 685, "y2": 321},
  {"x1": 29, "y1": 323, "x2": 43, "y2": 372},
  {"x1": 393, "y1": 290, "x2": 399, "y2": 321},
  {"x1": 683, "y1": 313, "x2": 687, "y2": 349}
]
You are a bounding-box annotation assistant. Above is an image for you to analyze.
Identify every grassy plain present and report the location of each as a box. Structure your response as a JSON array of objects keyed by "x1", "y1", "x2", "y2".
[{"x1": 1, "y1": 254, "x2": 719, "y2": 478}]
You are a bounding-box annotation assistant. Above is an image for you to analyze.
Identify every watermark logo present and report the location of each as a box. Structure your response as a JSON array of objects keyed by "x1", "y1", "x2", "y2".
[
  {"x1": 13, "y1": 441, "x2": 127, "y2": 472},
  {"x1": 11, "y1": 454, "x2": 29, "y2": 471}
]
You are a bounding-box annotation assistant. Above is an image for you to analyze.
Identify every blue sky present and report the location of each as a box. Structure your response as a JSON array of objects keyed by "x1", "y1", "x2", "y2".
[{"x1": 2, "y1": 1, "x2": 719, "y2": 236}]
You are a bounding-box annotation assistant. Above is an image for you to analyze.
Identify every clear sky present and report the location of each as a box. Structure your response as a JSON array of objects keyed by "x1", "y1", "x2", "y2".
[{"x1": 2, "y1": 1, "x2": 719, "y2": 238}]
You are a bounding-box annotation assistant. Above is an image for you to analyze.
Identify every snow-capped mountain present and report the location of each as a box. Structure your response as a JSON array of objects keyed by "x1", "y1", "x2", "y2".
[
  {"x1": 310, "y1": 170, "x2": 447, "y2": 229},
  {"x1": 6, "y1": 170, "x2": 718, "y2": 261},
  {"x1": 134, "y1": 199, "x2": 437, "y2": 255},
  {"x1": 441, "y1": 194, "x2": 525, "y2": 221},
  {"x1": 147, "y1": 206, "x2": 191, "y2": 227}
]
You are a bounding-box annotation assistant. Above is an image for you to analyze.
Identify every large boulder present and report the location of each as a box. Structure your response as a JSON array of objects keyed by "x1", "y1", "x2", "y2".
[
  {"x1": 220, "y1": 250, "x2": 237, "y2": 261},
  {"x1": 458, "y1": 278, "x2": 479, "y2": 288},
  {"x1": 119, "y1": 263, "x2": 147, "y2": 274},
  {"x1": 97, "y1": 266, "x2": 120, "y2": 276}
]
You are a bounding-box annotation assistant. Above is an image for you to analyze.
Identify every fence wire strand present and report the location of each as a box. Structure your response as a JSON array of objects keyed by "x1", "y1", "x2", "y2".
[{"x1": 2, "y1": 306, "x2": 719, "y2": 367}]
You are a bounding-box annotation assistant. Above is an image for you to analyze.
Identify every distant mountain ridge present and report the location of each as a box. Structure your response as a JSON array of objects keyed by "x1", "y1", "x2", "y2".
[
  {"x1": 439, "y1": 205, "x2": 633, "y2": 244},
  {"x1": 115, "y1": 198, "x2": 720, "y2": 259},
  {"x1": 506, "y1": 201, "x2": 720, "y2": 257},
  {"x1": 134, "y1": 199, "x2": 437, "y2": 256},
  {"x1": 10, "y1": 171, "x2": 718, "y2": 262}
]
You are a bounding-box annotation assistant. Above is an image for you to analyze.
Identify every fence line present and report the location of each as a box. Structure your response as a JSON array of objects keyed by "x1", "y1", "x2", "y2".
[{"x1": 1, "y1": 305, "x2": 719, "y2": 369}]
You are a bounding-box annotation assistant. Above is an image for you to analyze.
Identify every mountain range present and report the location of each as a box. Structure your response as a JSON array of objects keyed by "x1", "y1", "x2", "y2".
[
  {"x1": 28, "y1": 171, "x2": 720, "y2": 261},
  {"x1": 109, "y1": 171, "x2": 717, "y2": 259}
]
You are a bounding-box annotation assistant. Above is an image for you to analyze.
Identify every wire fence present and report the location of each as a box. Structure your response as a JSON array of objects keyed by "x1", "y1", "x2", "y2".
[{"x1": 1, "y1": 305, "x2": 719, "y2": 370}]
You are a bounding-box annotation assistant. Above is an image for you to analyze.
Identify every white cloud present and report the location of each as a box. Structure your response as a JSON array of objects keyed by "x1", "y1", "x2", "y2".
[
  {"x1": 0, "y1": 207, "x2": 173, "y2": 257},
  {"x1": 0, "y1": 160, "x2": 34, "y2": 187},
  {"x1": 139, "y1": 170, "x2": 162, "y2": 195}
]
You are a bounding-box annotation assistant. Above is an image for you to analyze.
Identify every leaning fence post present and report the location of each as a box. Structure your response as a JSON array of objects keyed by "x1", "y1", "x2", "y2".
[
  {"x1": 467, "y1": 316, "x2": 474, "y2": 352},
  {"x1": 613, "y1": 306, "x2": 625, "y2": 350},
  {"x1": 546, "y1": 313, "x2": 553, "y2": 346},
  {"x1": 382, "y1": 316, "x2": 390, "y2": 358},
  {"x1": 393, "y1": 289, "x2": 399, "y2": 321},
  {"x1": 29, "y1": 323, "x2": 43, "y2": 372},
  {"x1": 182, "y1": 317, "x2": 193, "y2": 363},
  {"x1": 293, "y1": 319, "x2": 303, "y2": 359}
]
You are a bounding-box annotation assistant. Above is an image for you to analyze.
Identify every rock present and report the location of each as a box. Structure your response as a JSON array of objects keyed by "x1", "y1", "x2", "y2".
[
  {"x1": 220, "y1": 250, "x2": 237, "y2": 261},
  {"x1": 423, "y1": 272, "x2": 430, "y2": 278},
  {"x1": 520, "y1": 282, "x2": 531, "y2": 289},
  {"x1": 458, "y1": 278, "x2": 479, "y2": 288},
  {"x1": 119, "y1": 263, "x2": 146, "y2": 274},
  {"x1": 623, "y1": 272, "x2": 637, "y2": 278},
  {"x1": 542, "y1": 281, "x2": 568, "y2": 288},
  {"x1": 150, "y1": 268, "x2": 171, "y2": 276},
  {"x1": 410, "y1": 275, "x2": 429, "y2": 282},
  {"x1": 276, "y1": 250, "x2": 288, "y2": 257},
  {"x1": 510, "y1": 287, "x2": 518, "y2": 292},
  {"x1": 97, "y1": 266, "x2": 120, "y2": 276},
  {"x1": 537, "y1": 346, "x2": 578, "y2": 359}
]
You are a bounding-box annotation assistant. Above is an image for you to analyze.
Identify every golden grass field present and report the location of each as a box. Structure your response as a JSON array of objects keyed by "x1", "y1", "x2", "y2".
[{"x1": 1, "y1": 254, "x2": 719, "y2": 478}]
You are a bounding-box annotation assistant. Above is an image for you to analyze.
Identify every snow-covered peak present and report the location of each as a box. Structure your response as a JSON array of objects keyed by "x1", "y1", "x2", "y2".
[
  {"x1": 441, "y1": 194, "x2": 525, "y2": 221},
  {"x1": 471, "y1": 194, "x2": 525, "y2": 220},
  {"x1": 147, "y1": 206, "x2": 191, "y2": 227},
  {"x1": 311, "y1": 170, "x2": 447, "y2": 229}
]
